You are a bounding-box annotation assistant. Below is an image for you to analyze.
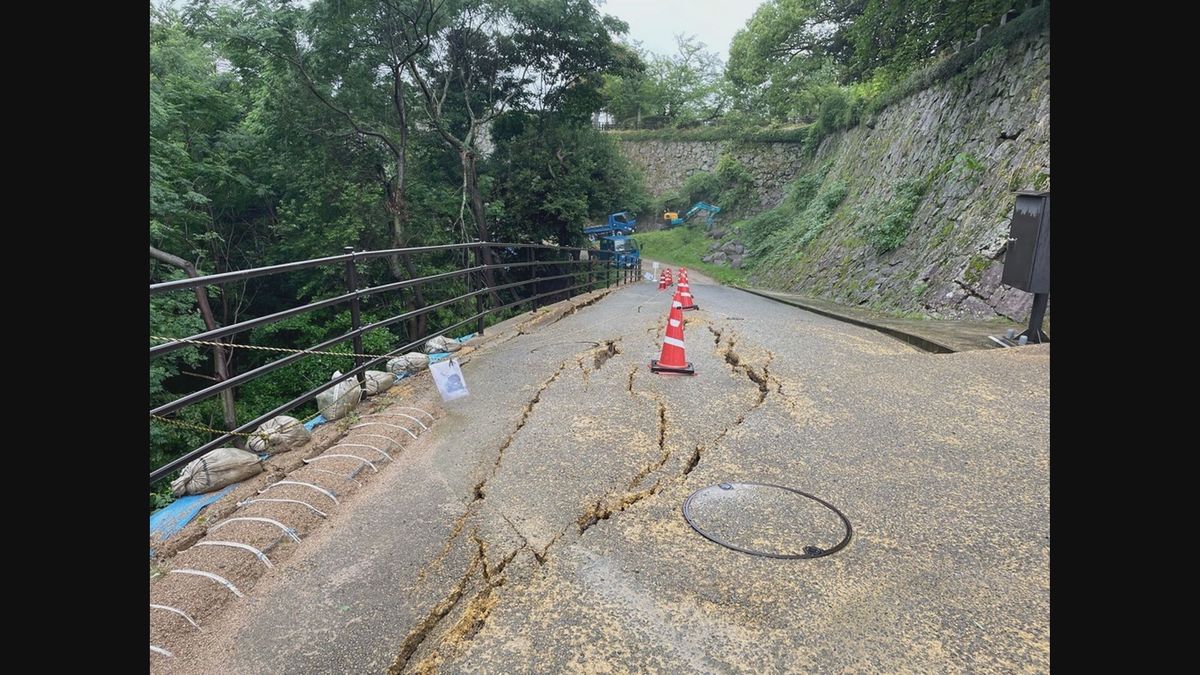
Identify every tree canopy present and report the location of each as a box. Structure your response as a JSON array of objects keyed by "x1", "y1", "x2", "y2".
[{"x1": 148, "y1": 0, "x2": 646, "y2": 505}]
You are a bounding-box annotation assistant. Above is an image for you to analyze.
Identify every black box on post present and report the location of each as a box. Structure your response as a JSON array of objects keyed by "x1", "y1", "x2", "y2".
[{"x1": 1001, "y1": 191, "x2": 1050, "y2": 293}]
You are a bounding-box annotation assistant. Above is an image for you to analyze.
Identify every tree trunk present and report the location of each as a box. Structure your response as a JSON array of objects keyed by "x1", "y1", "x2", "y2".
[
  {"x1": 386, "y1": 72, "x2": 427, "y2": 339},
  {"x1": 149, "y1": 246, "x2": 238, "y2": 433},
  {"x1": 460, "y1": 149, "x2": 502, "y2": 308},
  {"x1": 389, "y1": 210, "x2": 428, "y2": 338}
]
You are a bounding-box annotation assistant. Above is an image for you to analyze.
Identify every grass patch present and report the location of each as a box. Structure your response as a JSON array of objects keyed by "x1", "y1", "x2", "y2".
[
  {"x1": 741, "y1": 164, "x2": 848, "y2": 276},
  {"x1": 859, "y1": 178, "x2": 927, "y2": 253},
  {"x1": 633, "y1": 226, "x2": 748, "y2": 284},
  {"x1": 963, "y1": 254, "x2": 990, "y2": 284}
]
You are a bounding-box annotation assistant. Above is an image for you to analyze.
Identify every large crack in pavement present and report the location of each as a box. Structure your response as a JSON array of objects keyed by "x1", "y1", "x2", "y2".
[
  {"x1": 393, "y1": 318, "x2": 775, "y2": 672},
  {"x1": 396, "y1": 338, "x2": 630, "y2": 670}
]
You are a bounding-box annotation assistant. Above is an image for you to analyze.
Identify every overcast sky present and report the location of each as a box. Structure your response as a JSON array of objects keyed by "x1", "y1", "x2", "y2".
[{"x1": 598, "y1": 0, "x2": 765, "y2": 61}]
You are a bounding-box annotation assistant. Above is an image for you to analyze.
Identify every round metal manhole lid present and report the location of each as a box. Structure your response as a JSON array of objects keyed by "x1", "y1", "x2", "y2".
[{"x1": 682, "y1": 482, "x2": 852, "y2": 559}]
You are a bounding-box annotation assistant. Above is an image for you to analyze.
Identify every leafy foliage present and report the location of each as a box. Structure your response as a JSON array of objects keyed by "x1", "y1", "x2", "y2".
[
  {"x1": 744, "y1": 169, "x2": 847, "y2": 265},
  {"x1": 632, "y1": 227, "x2": 747, "y2": 285},
  {"x1": 148, "y1": 0, "x2": 644, "y2": 507},
  {"x1": 603, "y1": 1, "x2": 1045, "y2": 137},
  {"x1": 859, "y1": 179, "x2": 927, "y2": 253},
  {"x1": 600, "y1": 34, "x2": 727, "y2": 129}
]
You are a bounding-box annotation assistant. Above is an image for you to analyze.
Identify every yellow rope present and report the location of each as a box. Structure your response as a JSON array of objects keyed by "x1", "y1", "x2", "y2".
[{"x1": 151, "y1": 336, "x2": 389, "y2": 360}]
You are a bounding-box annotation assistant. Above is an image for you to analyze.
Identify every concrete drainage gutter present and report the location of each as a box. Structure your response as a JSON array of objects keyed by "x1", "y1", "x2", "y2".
[{"x1": 733, "y1": 286, "x2": 956, "y2": 354}]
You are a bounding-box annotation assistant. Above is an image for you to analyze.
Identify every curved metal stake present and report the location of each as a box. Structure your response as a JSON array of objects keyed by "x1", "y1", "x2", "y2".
[
  {"x1": 150, "y1": 604, "x2": 202, "y2": 632},
  {"x1": 169, "y1": 569, "x2": 244, "y2": 598},
  {"x1": 351, "y1": 422, "x2": 417, "y2": 440},
  {"x1": 309, "y1": 468, "x2": 363, "y2": 488},
  {"x1": 238, "y1": 498, "x2": 327, "y2": 518},
  {"x1": 391, "y1": 406, "x2": 435, "y2": 422},
  {"x1": 151, "y1": 645, "x2": 174, "y2": 658},
  {"x1": 210, "y1": 517, "x2": 301, "y2": 543},
  {"x1": 194, "y1": 540, "x2": 274, "y2": 568},
  {"x1": 361, "y1": 412, "x2": 428, "y2": 431},
  {"x1": 350, "y1": 432, "x2": 400, "y2": 458},
  {"x1": 304, "y1": 454, "x2": 378, "y2": 473},
  {"x1": 259, "y1": 480, "x2": 339, "y2": 505},
  {"x1": 331, "y1": 442, "x2": 391, "y2": 461},
  {"x1": 355, "y1": 433, "x2": 400, "y2": 450}
]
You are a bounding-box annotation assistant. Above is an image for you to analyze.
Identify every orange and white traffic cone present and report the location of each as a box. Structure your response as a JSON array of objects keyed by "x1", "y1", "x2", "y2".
[
  {"x1": 665, "y1": 269, "x2": 673, "y2": 286},
  {"x1": 657, "y1": 270, "x2": 668, "y2": 290},
  {"x1": 651, "y1": 300, "x2": 695, "y2": 375},
  {"x1": 677, "y1": 278, "x2": 699, "y2": 310}
]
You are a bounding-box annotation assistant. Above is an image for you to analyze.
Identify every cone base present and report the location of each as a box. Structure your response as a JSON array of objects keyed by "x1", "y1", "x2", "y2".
[{"x1": 650, "y1": 359, "x2": 695, "y2": 375}]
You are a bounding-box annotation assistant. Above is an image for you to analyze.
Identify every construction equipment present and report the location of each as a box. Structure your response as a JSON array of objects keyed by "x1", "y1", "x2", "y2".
[
  {"x1": 594, "y1": 234, "x2": 641, "y2": 269},
  {"x1": 583, "y1": 211, "x2": 637, "y2": 240},
  {"x1": 664, "y1": 202, "x2": 722, "y2": 228}
]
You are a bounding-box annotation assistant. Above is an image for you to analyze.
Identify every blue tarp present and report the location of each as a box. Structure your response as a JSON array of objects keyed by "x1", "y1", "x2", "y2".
[
  {"x1": 150, "y1": 485, "x2": 236, "y2": 557},
  {"x1": 429, "y1": 333, "x2": 476, "y2": 364}
]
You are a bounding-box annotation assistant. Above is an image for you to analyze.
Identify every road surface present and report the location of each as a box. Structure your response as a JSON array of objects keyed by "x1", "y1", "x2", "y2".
[{"x1": 157, "y1": 270, "x2": 1050, "y2": 673}]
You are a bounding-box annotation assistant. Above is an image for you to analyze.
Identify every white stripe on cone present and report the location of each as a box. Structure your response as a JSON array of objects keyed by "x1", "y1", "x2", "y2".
[
  {"x1": 669, "y1": 319, "x2": 681, "y2": 327},
  {"x1": 663, "y1": 336, "x2": 686, "y2": 348}
]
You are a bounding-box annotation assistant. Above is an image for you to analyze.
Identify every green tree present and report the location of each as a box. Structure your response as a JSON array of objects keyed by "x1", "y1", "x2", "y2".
[
  {"x1": 839, "y1": 0, "x2": 1011, "y2": 82},
  {"x1": 490, "y1": 113, "x2": 647, "y2": 248},
  {"x1": 600, "y1": 35, "x2": 725, "y2": 129},
  {"x1": 726, "y1": 0, "x2": 839, "y2": 123}
]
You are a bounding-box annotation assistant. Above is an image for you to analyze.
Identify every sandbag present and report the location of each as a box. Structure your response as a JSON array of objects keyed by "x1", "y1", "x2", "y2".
[
  {"x1": 365, "y1": 370, "x2": 395, "y2": 396},
  {"x1": 170, "y1": 448, "x2": 263, "y2": 497},
  {"x1": 387, "y1": 352, "x2": 429, "y2": 375},
  {"x1": 248, "y1": 415, "x2": 311, "y2": 455},
  {"x1": 423, "y1": 335, "x2": 462, "y2": 354},
  {"x1": 316, "y1": 370, "x2": 363, "y2": 421}
]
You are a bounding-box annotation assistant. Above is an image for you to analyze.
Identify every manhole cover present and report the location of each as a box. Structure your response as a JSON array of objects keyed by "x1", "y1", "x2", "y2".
[{"x1": 682, "y1": 482, "x2": 852, "y2": 559}]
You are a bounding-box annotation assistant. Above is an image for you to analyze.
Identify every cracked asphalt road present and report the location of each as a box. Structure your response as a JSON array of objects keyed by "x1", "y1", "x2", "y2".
[{"x1": 162, "y1": 271, "x2": 1049, "y2": 674}]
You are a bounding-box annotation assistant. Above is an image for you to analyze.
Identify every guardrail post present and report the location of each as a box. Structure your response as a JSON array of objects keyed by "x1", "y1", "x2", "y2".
[
  {"x1": 473, "y1": 241, "x2": 485, "y2": 336},
  {"x1": 587, "y1": 250, "x2": 594, "y2": 292},
  {"x1": 530, "y1": 247, "x2": 539, "y2": 310},
  {"x1": 605, "y1": 258, "x2": 611, "y2": 289},
  {"x1": 344, "y1": 246, "x2": 365, "y2": 391}
]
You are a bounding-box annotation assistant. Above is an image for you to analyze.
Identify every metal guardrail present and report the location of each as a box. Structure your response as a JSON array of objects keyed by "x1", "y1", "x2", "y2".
[{"x1": 150, "y1": 241, "x2": 642, "y2": 484}]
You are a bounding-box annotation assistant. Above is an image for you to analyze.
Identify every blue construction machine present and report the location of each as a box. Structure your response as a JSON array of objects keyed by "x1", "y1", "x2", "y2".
[
  {"x1": 594, "y1": 235, "x2": 641, "y2": 268},
  {"x1": 583, "y1": 211, "x2": 637, "y2": 240},
  {"x1": 664, "y1": 202, "x2": 721, "y2": 228}
]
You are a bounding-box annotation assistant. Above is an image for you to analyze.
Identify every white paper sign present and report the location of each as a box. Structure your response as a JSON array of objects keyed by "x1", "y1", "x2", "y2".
[{"x1": 430, "y1": 358, "x2": 469, "y2": 401}]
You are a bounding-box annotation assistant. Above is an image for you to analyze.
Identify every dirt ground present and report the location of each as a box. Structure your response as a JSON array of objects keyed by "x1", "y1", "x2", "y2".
[{"x1": 150, "y1": 363, "x2": 453, "y2": 656}]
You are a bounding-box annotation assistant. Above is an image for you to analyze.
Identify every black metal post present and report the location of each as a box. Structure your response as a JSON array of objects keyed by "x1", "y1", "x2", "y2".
[
  {"x1": 1019, "y1": 293, "x2": 1050, "y2": 343},
  {"x1": 474, "y1": 242, "x2": 485, "y2": 336},
  {"x1": 605, "y1": 258, "x2": 611, "y2": 290},
  {"x1": 588, "y1": 252, "x2": 594, "y2": 292},
  {"x1": 530, "y1": 247, "x2": 539, "y2": 310},
  {"x1": 344, "y1": 246, "x2": 366, "y2": 390}
]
